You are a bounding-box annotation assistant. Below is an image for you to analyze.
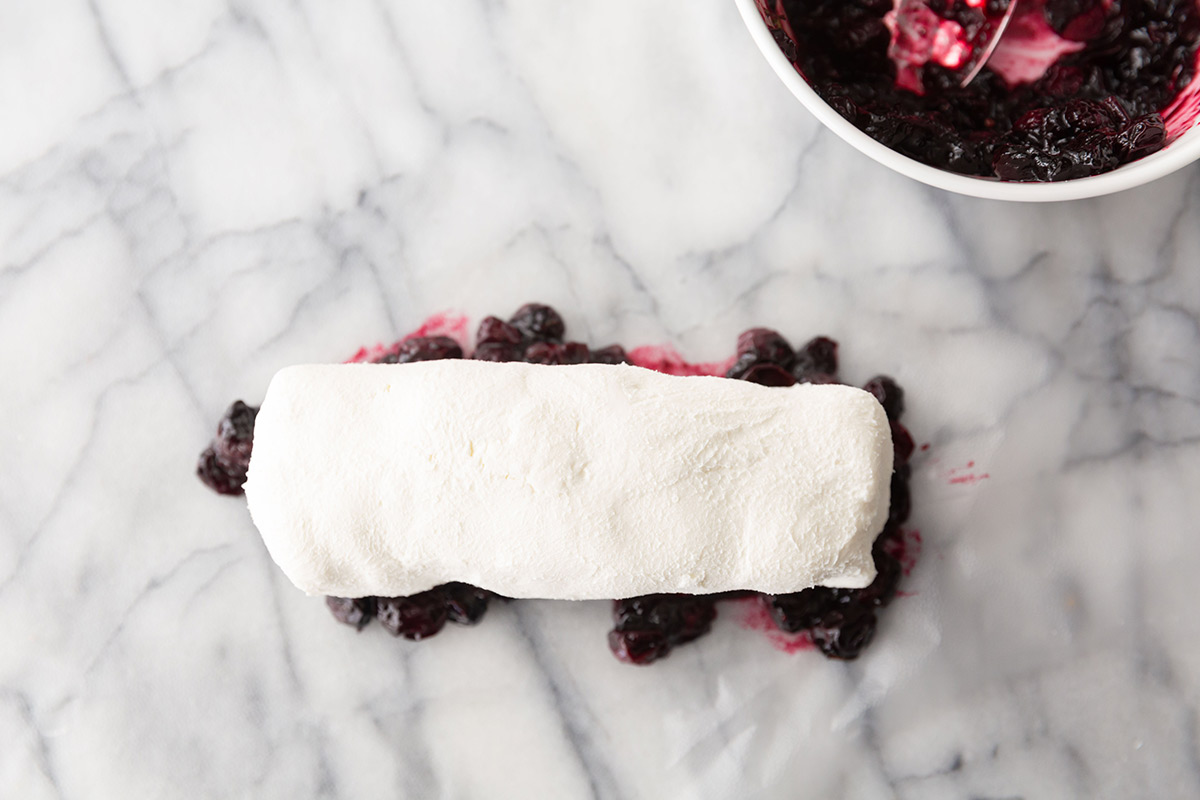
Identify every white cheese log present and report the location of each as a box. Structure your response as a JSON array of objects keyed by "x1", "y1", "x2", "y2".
[{"x1": 244, "y1": 361, "x2": 893, "y2": 599}]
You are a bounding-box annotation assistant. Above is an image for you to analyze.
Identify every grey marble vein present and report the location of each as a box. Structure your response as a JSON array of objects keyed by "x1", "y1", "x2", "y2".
[{"x1": 3, "y1": 0, "x2": 1200, "y2": 798}]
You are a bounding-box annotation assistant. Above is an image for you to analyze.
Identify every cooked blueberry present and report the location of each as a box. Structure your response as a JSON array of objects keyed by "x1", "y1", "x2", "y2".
[
  {"x1": 863, "y1": 375, "x2": 905, "y2": 421},
  {"x1": 888, "y1": 472, "x2": 912, "y2": 528},
  {"x1": 509, "y1": 303, "x2": 566, "y2": 342},
  {"x1": 378, "y1": 336, "x2": 463, "y2": 363},
  {"x1": 765, "y1": 588, "x2": 836, "y2": 633},
  {"x1": 1043, "y1": 0, "x2": 1108, "y2": 40},
  {"x1": 860, "y1": 544, "x2": 902, "y2": 607},
  {"x1": 741, "y1": 363, "x2": 798, "y2": 387},
  {"x1": 1116, "y1": 114, "x2": 1166, "y2": 160},
  {"x1": 326, "y1": 596, "x2": 377, "y2": 630},
  {"x1": 524, "y1": 341, "x2": 590, "y2": 365},
  {"x1": 590, "y1": 345, "x2": 631, "y2": 365},
  {"x1": 891, "y1": 421, "x2": 915, "y2": 465},
  {"x1": 993, "y1": 101, "x2": 1123, "y2": 182},
  {"x1": 811, "y1": 605, "x2": 877, "y2": 660},
  {"x1": 377, "y1": 591, "x2": 450, "y2": 640},
  {"x1": 793, "y1": 336, "x2": 839, "y2": 380},
  {"x1": 473, "y1": 342, "x2": 524, "y2": 362},
  {"x1": 441, "y1": 583, "x2": 492, "y2": 624},
  {"x1": 608, "y1": 594, "x2": 718, "y2": 664},
  {"x1": 476, "y1": 316, "x2": 524, "y2": 347},
  {"x1": 736, "y1": 328, "x2": 795, "y2": 364},
  {"x1": 728, "y1": 328, "x2": 798, "y2": 380},
  {"x1": 726, "y1": 353, "x2": 756, "y2": 380},
  {"x1": 196, "y1": 446, "x2": 249, "y2": 495},
  {"x1": 612, "y1": 595, "x2": 717, "y2": 642},
  {"x1": 196, "y1": 401, "x2": 258, "y2": 495},
  {"x1": 608, "y1": 627, "x2": 671, "y2": 665},
  {"x1": 213, "y1": 401, "x2": 257, "y2": 465}
]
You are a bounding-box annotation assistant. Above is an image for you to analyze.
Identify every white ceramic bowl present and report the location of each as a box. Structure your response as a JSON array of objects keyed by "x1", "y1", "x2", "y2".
[{"x1": 733, "y1": 0, "x2": 1200, "y2": 201}]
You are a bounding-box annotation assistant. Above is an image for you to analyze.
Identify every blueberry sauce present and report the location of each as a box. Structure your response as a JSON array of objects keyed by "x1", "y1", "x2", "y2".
[
  {"x1": 197, "y1": 305, "x2": 918, "y2": 664},
  {"x1": 760, "y1": 0, "x2": 1200, "y2": 180},
  {"x1": 196, "y1": 401, "x2": 258, "y2": 495}
]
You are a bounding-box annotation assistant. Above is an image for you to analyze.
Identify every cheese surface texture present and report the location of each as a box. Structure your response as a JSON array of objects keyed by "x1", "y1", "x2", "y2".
[{"x1": 244, "y1": 361, "x2": 893, "y2": 599}]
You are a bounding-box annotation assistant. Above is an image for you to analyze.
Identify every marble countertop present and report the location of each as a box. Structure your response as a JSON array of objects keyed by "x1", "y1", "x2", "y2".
[{"x1": 4, "y1": 1, "x2": 1200, "y2": 798}]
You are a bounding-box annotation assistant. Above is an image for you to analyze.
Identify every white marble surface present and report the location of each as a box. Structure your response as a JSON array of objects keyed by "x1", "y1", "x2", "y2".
[{"x1": 3, "y1": 1, "x2": 1200, "y2": 798}]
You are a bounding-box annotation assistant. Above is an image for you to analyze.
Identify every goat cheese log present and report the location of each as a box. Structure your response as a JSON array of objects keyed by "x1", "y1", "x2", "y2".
[{"x1": 244, "y1": 361, "x2": 894, "y2": 600}]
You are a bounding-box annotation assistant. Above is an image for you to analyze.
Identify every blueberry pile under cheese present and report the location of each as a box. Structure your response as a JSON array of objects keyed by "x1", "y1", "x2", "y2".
[{"x1": 198, "y1": 304, "x2": 917, "y2": 663}]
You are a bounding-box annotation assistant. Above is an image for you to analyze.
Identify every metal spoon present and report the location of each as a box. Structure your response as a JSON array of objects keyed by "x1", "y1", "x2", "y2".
[{"x1": 960, "y1": 0, "x2": 1020, "y2": 86}]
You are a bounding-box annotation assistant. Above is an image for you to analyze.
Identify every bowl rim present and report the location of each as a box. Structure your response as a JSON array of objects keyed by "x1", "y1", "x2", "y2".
[{"x1": 732, "y1": 0, "x2": 1200, "y2": 202}]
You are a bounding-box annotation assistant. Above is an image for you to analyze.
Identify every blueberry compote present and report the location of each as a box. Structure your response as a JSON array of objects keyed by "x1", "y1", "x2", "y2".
[
  {"x1": 770, "y1": 0, "x2": 1200, "y2": 180},
  {"x1": 197, "y1": 400, "x2": 258, "y2": 495},
  {"x1": 197, "y1": 304, "x2": 916, "y2": 664}
]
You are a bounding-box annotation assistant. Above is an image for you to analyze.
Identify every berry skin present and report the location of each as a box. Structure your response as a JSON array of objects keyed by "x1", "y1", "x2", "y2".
[
  {"x1": 196, "y1": 447, "x2": 247, "y2": 495},
  {"x1": 213, "y1": 400, "x2": 257, "y2": 465},
  {"x1": 810, "y1": 605, "x2": 877, "y2": 660},
  {"x1": 863, "y1": 375, "x2": 905, "y2": 421},
  {"x1": 741, "y1": 363, "x2": 798, "y2": 387},
  {"x1": 474, "y1": 342, "x2": 524, "y2": 362},
  {"x1": 608, "y1": 594, "x2": 718, "y2": 665},
  {"x1": 993, "y1": 101, "x2": 1125, "y2": 182},
  {"x1": 728, "y1": 328, "x2": 796, "y2": 380},
  {"x1": 1116, "y1": 114, "x2": 1166, "y2": 161},
  {"x1": 326, "y1": 596, "x2": 377, "y2": 630},
  {"x1": 590, "y1": 345, "x2": 631, "y2": 365},
  {"x1": 196, "y1": 401, "x2": 258, "y2": 495},
  {"x1": 474, "y1": 315, "x2": 527, "y2": 361},
  {"x1": 891, "y1": 421, "x2": 916, "y2": 465},
  {"x1": 766, "y1": 588, "x2": 836, "y2": 633},
  {"x1": 476, "y1": 316, "x2": 524, "y2": 347},
  {"x1": 793, "y1": 336, "x2": 839, "y2": 381},
  {"x1": 524, "y1": 341, "x2": 591, "y2": 365},
  {"x1": 1043, "y1": 0, "x2": 1108, "y2": 40},
  {"x1": 608, "y1": 627, "x2": 670, "y2": 665},
  {"x1": 764, "y1": 537, "x2": 899, "y2": 653},
  {"x1": 736, "y1": 328, "x2": 795, "y2": 364},
  {"x1": 362, "y1": 584, "x2": 495, "y2": 639},
  {"x1": 509, "y1": 303, "x2": 566, "y2": 342},
  {"x1": 860, "y1": 542, "x2": 903, "y2": 608},
  {"x1": 376, "y1": 591, "x2": 450, "y2": 640},
  {"x1": 378, "y1": 336, "x2": 463, "y2": 363},
  {"x1": 441, "y1": 583, "x2": 493, "y2": 624},
  {"x1": 888, "y1": 471, "x2": 912, "y2": 528}
]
